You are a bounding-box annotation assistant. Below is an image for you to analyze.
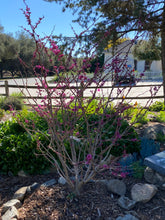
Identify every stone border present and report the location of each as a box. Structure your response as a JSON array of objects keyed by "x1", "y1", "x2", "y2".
[{"x1": 1, "y1": 169, "x2": 164, "y2": 220}]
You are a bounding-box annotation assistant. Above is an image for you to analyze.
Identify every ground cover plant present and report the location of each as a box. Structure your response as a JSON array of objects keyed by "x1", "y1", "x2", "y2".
[
  {"x1": 9, "y1": 0, "x2": 161, "y2": 196},
  {"x1": 0, "y1": 92, "x2": 24, "y2": 111}
]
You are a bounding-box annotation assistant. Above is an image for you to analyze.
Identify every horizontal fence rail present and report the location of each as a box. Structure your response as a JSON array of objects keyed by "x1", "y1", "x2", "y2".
[{"x1": 0, "y1": 80, "x2": 164, "y2": 105}]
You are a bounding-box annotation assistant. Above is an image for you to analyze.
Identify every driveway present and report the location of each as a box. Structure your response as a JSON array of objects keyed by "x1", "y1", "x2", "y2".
[{"x1": 0, "y1": 77, "x2": 163, "y2": 107}]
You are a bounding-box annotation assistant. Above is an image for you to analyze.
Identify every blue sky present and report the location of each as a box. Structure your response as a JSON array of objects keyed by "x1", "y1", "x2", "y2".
[{"x1": 0, "y1": 0, "x2": 83, "y2": 38}]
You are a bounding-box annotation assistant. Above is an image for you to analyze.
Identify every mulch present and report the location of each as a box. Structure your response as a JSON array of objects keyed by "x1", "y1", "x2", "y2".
[{"x1": 0, "y1": 170, "x2": 165, "y2": 220}]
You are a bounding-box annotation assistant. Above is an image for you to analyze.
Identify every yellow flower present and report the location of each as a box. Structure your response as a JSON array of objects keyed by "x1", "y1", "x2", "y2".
[
  {"x1": 134, "y1": 101, "x2": 138, "y2": 107},
  {"x1": 122, "y1": 96, "x2": 125, "y2": 99}
]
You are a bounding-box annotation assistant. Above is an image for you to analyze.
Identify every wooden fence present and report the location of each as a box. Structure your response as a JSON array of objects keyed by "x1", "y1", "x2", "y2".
[{"x1": 0, "y1": 80, "x2": 164, "y2": 104}]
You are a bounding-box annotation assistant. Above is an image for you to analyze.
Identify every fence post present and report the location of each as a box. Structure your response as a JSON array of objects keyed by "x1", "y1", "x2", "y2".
[{"x1": 5, "y1": 80, "x2": 9, "y2": 97}]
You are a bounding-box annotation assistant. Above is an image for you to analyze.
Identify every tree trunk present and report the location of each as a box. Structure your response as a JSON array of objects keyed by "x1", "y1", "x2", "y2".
[{"x1": 161, "y1": 2, "x2": 165, "y2": 106}]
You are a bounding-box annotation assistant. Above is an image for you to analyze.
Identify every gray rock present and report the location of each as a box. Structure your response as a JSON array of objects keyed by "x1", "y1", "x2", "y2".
[
  {"x1": 143, "y1": 123, "x2": 165, "y2": 140},
  {"x1": 106, "y1": 179, "x2": 126, "y2": 196},
  {"x1": 30, "y1": 182, "x2": 40, "y2": 191},
  {"x1": 118, "y1": 196, "x2": 136, "y2": 210},
  {"x1": 2, "y1": 199, "x2": 21, "y2": 214},
  {"x1": 58, "y1": 176, "x2": 67, "y2": 185},
  {"x1": 18, "y1": 170, "x2": 28, "y2": 177},
  {"x1": 41, "y1": 178, "x2": 56, "y2": 187},
  {"x1": 13, "y1": 186, "x2": 28, "y2": 201},
  {"x1": 70, "y1": 136, "x2": 81, "y2": 142},
  {"x1": 26, "y1": 182, "x2": 40, "y2": 193},
  {"x1": 131, "y1": 183, "x2": 157, "y2": 203},
  {"x1": 116, "y1": 214, "x2": 139, "y2": 220},
  {"x1": 144, "y1": 167, "x2": 165, "y2": 185},
  {"x1": 2, "y1": 206, "x2": 19, "y2": 220},
  {"x1": 144, "y1": 151, "x2": 165, "y2": 175}
]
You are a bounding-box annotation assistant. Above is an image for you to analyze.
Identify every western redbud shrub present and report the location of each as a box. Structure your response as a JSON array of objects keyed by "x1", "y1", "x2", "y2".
[{"x1": 14, "y1": 1, "x2": 160, "y2": 195}]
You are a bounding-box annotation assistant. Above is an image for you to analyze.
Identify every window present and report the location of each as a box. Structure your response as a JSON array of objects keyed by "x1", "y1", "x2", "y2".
[
  {"x1": 145, "y1": 60, "x2": 151, "y2": 71},
  {"x1": 134, "y1": 59, "x2": 137, "y2": 71}
]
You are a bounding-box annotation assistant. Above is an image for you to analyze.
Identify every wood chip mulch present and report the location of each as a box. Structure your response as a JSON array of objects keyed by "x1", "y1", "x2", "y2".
[{"x1": 0, "y1": 171, "x2": 165, "y2": 220}]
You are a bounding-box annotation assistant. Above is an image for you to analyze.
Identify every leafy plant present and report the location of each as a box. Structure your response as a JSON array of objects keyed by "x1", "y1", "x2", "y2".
[
  {"x1": 130, "y1": 109, "x2": 149, "y2": 127},
  {"x1": 131, "y1": 161, "x2": 146, "y2": 179},
  {"x1": 0, "y1": 92, "x2": 24, "y2": 111},
  {"x1": 0, "y1": 118, "x2": 51, "y2": 175},
  {"x1": 156, "y1": 132, "x2": 165, "y2": 143},
  {"x1": 154, "y1": 111, "x2": 165, "y2": 123},
  {"x1": 0, "y1": 109, "x2": 4, "y2": 120},
  {"x1": 149, "y1": 101, "x2": 164, "y2": 112}
]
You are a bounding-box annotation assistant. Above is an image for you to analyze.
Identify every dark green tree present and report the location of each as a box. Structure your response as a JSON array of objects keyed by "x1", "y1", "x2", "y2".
[
  {"x1": 132, "y1": 36, "x2": 161, "y2": 69},
  {"x1": 0, "y1": 31, "x2": 36, "y2": 78}
]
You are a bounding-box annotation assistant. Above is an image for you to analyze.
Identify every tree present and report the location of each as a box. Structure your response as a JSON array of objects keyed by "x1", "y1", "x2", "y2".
[
  {"x1": 0, "y1": 24, "x2": 4, "y2": 33},
  {"x1": 44, "y1": 0, "x2": 165, "y2": 102},
  {"x1": 0, "y1": 31, "x2": 36, "y2": 78},
  {"x1": 132, "y1": 36, "x2": 161, "y2": 70}
]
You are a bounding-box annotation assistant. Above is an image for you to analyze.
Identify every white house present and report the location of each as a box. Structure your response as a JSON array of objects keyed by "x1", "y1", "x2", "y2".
[{"x1": 104, "y1": 40, "x2": 162, "y2": 80}]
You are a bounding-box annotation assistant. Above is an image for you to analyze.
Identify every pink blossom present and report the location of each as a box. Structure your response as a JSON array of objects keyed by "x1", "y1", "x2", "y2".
[
  {"x1": 35, "y1": 65, "x2": 41, "y2": 69},
  {"x1": 131, "y1": 138, "x2": 137, "y2": 142},
  {"x1": 120, "y1": 172, "x2": 128, "y2": 178},
  {"x1": 86, "y1": 154, "x2": 92, "y2": 161},
  {"x1": 51, "y1": 43, "x2": 58, "y2": 50},
  {"x1": 69, "y1": 63, "x2": 75, "y2": 70},
  {"x1": 103, "y1": 164, "x2": 109, "y2": 169}
]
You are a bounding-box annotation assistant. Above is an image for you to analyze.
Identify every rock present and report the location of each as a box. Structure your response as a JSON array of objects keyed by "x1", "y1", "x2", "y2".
[
  {"x1": 29, "y1": 182, "x2": 40, "y2": 191},
  {"x1": 116, "y1": 214, "x2": 139, "y2": 220},
  {"x1": 70, "y1": 136, "x2": 81, "y2": 142},
  {"x1": 2, "y1": 199, "x2": 21, "y2": 214},
  {"x1": 18, "y1": 170, "x2": 28, "y2": 177},
  {"x1": 131, "y1": 183, "x2": 157, "y2": 203},
  {"x1": 26, "y1": 182, "x2": 40, "y2": 193},
  {"x1": 2, "y1": 206, "x2": 19, "y2": 220},
  {"x1": 106, "y1": 179, "x2": 126, "y2": 196},
  {"x1": 144, "y1": 151, "x2": 165, "y2": 176},
  {"x1": 58, "y1": 176, "x2": 67, "y2": 185},
  {"x1": 13, "y1": 186, "x2": 28, "y2": 201},
  {"x1": 143, "y1": 123, "x2": 165, "y2": 140},
  {"x1": 144, "y1": 167, "x2": 165, "y2": 185},
  {"x1": 41, "y1": 178, "x2": 56, "y2": 187},
  {"x1": 118, "y1": 196, "x2": 136, "y2": 210}
]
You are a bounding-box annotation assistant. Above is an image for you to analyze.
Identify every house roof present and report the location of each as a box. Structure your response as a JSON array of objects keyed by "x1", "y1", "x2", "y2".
[{"x1": 104, "y1": 40, "x2": 135, "y2": 54}]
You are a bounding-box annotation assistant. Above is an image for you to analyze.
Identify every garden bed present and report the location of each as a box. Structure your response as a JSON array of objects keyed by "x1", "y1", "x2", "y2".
[{"x1": 0, "y1": 169, "x2": 165, "y2": 219}]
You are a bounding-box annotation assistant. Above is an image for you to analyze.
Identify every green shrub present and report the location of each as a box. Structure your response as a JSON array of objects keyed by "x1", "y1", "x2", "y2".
[
  {"x1": 154, "y1": 111, "x2": 165, "y2": 123},
  {"x1": 130, "y1": 109, "x2": 149, "y2": 127},
  {"x1": 0, "y1": 119, "x2": 51, "y2": 175},
  {"x1": 0, "y1": 109, "x2": 4, "y2": 120},
  {"x1": 0, "y1": 96, "x2": 22, "y2": 110},
  {"x1": 78, "y1": 111, "x2": 140, "y2": 157},
  {"x1": 156, "y1": 132, "x2": 165, "y2": 143},
  {"x1": 149, "y1": 101, "x2": 164, "y2": 112},
  {"x1": 131, "y1": 161, "x2": 146, "y2": 179}
]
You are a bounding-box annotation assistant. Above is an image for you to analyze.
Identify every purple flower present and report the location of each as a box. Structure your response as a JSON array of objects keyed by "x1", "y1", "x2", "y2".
[{"x1": 86, "y1": 154, "x2": 92, "y2": 161}]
